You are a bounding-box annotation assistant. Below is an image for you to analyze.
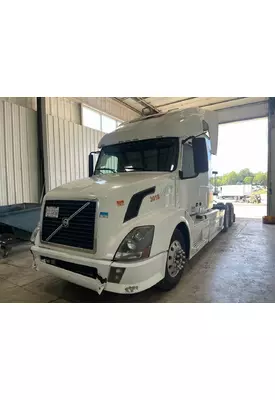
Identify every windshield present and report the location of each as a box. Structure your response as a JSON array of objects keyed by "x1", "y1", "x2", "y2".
[{"x1": 94, "y1": 137, "x2": 179, "y2": 175}]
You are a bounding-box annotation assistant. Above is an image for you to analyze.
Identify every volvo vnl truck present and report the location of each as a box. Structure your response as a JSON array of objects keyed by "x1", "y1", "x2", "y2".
[{"x1": 31, "y1": 107, "x2": 235, "y2": 295}]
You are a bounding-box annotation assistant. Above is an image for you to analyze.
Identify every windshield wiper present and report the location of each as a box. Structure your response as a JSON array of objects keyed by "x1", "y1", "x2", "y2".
[{"x1": 95, "y1": 167, "x2": 116, "y2": 173}]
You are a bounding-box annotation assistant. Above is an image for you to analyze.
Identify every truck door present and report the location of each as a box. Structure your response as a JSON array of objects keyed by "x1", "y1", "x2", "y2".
[
  {"x1": 179, "y1": 139, "x2": 210, "y2": 251},
  {"x1": 179, "y1": 141, "x2": 209, "y2": 215}
]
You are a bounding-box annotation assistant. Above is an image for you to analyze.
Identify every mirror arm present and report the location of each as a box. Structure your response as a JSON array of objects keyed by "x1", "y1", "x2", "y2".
[
  {"x1": 181, "y1": 135, "x2": 195, "y2": 146},
  {"x1": 181, "y1": 132, "x2": 204, "y2": 146}
]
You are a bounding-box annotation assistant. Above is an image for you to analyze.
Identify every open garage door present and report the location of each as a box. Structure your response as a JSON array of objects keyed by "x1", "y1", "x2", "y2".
[{"x1": 212, "y1": 118, "x2": 268, "y2": 219}]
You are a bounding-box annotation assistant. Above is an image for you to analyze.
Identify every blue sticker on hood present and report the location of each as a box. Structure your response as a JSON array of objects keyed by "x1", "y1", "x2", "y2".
[{"x1": 99, "y1": 212, "x2": 109, "y2": 218}]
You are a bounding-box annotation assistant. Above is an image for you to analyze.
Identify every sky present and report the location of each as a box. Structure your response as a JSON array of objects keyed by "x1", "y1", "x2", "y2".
[{"x1": 211, "y1": 118, "x2": 268, "y2": 175}]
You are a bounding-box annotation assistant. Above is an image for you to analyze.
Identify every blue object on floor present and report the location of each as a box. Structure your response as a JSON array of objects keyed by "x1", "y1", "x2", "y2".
[{"x1": 0, "y1": 203, "x2": 41, "y2": 233}]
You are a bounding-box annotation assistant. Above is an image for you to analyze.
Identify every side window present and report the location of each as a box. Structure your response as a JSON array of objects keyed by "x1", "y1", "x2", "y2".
[
  {"x1": 105, "y1": 156, "x2": 118, "y2": 172},
  {"x1": 182, "y1": 143, "x2": 196, "y2": 179},
  {"x1": 99, "y1": 154, "x2": 118, "y2": 173}
]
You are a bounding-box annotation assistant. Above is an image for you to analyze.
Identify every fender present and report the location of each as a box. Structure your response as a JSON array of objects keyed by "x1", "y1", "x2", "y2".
[{"x1": 151, "y1": 211, "x2": 192, "y2": 258}]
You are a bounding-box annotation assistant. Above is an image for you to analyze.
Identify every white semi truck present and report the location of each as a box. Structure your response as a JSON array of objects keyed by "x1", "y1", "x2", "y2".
[
  {"x1": 218, "y1": 184, "x2": 252, "y2": 201},
  {"x1": 31, "y1": 108, "x2": 235, "y2": 295}
]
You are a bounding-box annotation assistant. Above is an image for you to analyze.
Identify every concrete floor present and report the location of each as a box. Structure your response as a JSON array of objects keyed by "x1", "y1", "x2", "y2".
[{"x1": 1, "y1": 204, "x2": 274, "y2": 303}]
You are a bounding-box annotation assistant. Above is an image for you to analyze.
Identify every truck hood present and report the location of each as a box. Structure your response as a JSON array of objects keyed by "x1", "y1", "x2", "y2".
[
  {"x1": 46, "y1": 172, "x2": 172, "y2": 200},
  {"x1": 42, "y1": 172, "x2": 176, "y2": 259}
]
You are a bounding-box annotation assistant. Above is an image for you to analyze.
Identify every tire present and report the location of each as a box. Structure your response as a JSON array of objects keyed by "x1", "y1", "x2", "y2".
[
  {"x1": 222, "y1": 204, "x2": 230, "y2": 232},
  {"x1": 228, "y1": 203, "x2": 234, "y2": 227},
  {"x1": 156, "y1": 229, "x2": 187, "y2": 291}
]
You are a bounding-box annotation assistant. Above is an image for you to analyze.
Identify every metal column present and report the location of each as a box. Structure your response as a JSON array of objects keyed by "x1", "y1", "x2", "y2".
[
  {"x1": 267, "y1": 98, "x2": 275, "y2": 216},
  {"x1": 37, "y1": 98, "x2": 49, "y2": 198}
]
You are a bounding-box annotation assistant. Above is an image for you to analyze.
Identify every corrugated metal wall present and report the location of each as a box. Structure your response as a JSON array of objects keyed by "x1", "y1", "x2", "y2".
[
  {"x1": 0, "y1": 97, "x2": 36, "y2": 111},
  {"x1": 0, "y1": 98, "x2": 138, "y2": 124},
  {"x1": 45, "y1": 97, "x2": 138, "y2": 125},
  {"x1": 45, "y1": 115, "x2": 105, "y2": 191},
  {"x1": 0, "y1": 101, "x2": 39, "y2": 206},
  {"x1": 45, "y1": 97, "x2": 81, "y2": 125},
  {"x1": 0, "y1": 97, "x2": 137, "y2": 205}
]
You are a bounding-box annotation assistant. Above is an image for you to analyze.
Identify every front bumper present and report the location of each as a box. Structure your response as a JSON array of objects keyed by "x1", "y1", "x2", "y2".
[{"x1": 31, "y1": 245, "x2": 167, "y2": 295}]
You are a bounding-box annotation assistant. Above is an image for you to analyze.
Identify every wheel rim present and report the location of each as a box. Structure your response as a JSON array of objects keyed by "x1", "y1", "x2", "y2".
[{"x1": 167, "y1": 240, "x2": 186, "y2": 278}]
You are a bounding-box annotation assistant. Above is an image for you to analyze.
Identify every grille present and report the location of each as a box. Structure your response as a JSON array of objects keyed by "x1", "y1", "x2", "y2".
[{"x1": 41, "y1": 200, "x2": 97, "y2": 250}]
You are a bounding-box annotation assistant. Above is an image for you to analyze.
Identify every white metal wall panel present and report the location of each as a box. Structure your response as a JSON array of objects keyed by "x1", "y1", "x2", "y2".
[
  {"x1": 19, "y1": 107, "x2": 30, "y2": 202},
  {"x1": 0, "y1": 101, "x2": 39, "y2": 206},
  {"x1": 45, "y1": 115, "x2": 105, "y2": 191},
  {"x1": 0, "y1": 102, "x2": 8, "y2": 205},
  {"x1": 74, "y1": 124, "x2": 80, "y2": 181},
  {"x1": 69, "y1": 122, "x2": 76, "y2": 182},
  {"x1": 12, "y1": 103, "x2": 23, "y2": 203},
  {"x1": 58, "y1": 118, "x2": 66, "y2": 185},
  {"x1": 78, "y1": 124, "x2": 84, "y2": 179},
  {"x1": 82, "y1": 126, "x2": 88, "y2": 177},
  {"x1": 46, "y1": 114, "x2": 56, "y2": 190},
  {"x1": 53, "y1": 116, "x2": 61, "y2": 188},
  {"x1": 64, "y1": 120, "x2": 71, "y2": 184},
  {"x1": 45, "y1": 97, "x2": 81, "y2": 124},
  {"x1": 4, "y1": 102, "x2": 15, "y2": 204},
  {"x1": 0, "y1": 97, "x2": 36, "y2": 111}
]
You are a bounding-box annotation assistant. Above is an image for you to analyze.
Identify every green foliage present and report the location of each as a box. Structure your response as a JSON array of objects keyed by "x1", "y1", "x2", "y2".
[
  {"x1": 243, "y1": 176, "x2": 253, "y2": 184},
  {"x1": 211, "y1": 169, "x2": 267, "y2": 187},
  {"x1": 253, "y1": 172, "x2": 267, "y2": 186},
  {"x1": 238, "y1": 168, "x2": 254, "y2": 181},
  {"x1": 253, "y1": 188, "x2": 267, "y2": 195}
]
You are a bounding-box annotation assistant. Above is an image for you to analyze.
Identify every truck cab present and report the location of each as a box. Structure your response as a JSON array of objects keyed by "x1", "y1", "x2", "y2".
[{"x1": 31, "y1": 107, "x2": 234, "y2": 295}]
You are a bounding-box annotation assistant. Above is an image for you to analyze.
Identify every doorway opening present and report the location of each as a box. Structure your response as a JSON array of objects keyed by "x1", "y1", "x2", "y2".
[{"x1": 211, "y1": 118, "x2": 268, "y2": 219}]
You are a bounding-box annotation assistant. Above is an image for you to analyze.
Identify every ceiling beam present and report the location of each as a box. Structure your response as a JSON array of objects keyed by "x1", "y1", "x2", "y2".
[
  {"x1": 200, "y1": 97, "x2": 248, "y2": 109},
  {"x1": 218, "y1": 101, "x2": 268, "y2": 124},
  {"x1": 154, "y1": 97, "x2": 197, "y2": 108},
  {"x1": 131, "y1": 97, "x2": 161, "y2": 114},
  {"x1": 112, "y1": 97, "x2": 142, "y2": 115}
]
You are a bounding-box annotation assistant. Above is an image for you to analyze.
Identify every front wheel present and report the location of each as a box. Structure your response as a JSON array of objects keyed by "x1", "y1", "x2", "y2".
[{"x1": 156, "y1": 229, "x2": 187, "y2": 291}]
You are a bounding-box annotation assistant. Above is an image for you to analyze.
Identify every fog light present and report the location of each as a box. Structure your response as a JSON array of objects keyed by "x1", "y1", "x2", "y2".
[{"x1": 108, "y1": 266, "x2": 126, "y2": 283}]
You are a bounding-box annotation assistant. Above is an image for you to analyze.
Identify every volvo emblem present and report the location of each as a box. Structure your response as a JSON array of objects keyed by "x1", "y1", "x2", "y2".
[{"x1": 62, "y1": 218, "x2": 69, "y2": 228}]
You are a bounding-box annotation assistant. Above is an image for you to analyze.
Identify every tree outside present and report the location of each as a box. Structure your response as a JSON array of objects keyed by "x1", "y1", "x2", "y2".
[{"x1": 210, "y1": 169, "x2": 267, "y2": 187}]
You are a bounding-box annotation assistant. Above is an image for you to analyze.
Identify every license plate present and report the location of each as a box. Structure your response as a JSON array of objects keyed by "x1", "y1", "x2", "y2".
[{"x1": 45, "y1": 206, "x2": 59, "y2": 218}]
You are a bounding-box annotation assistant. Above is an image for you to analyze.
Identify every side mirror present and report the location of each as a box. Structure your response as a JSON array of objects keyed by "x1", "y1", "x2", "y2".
[
  {"x1": 89, "y1": 153, "x2": 94, "y2": 177},
  {"x1": 193, "y1": 137, "x2": 209, "y2": 174}
]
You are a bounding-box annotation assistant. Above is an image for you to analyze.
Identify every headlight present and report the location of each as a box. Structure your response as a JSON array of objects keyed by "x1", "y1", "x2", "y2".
[
  {"x1": 30, "y1": 223, "x2": 40, "y2": 244},
  {"x1": 114, "y1": 226, "x2": 154, "y2": 261}
]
